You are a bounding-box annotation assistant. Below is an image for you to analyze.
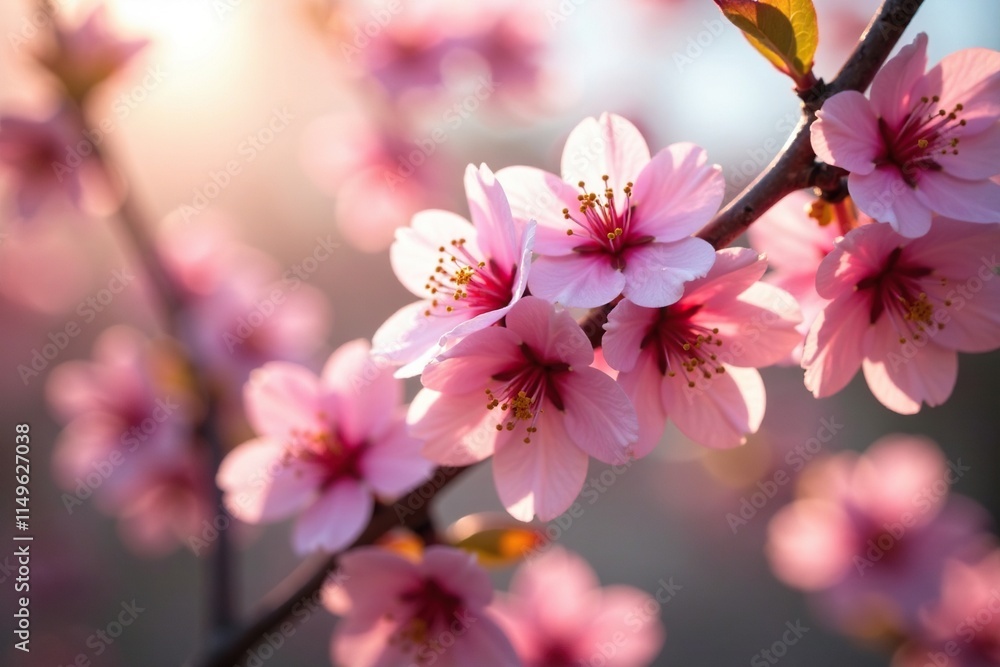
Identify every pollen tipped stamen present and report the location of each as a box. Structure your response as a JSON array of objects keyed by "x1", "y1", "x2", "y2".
[
  {"x1": 423, "y1": 238, "x2": 514, "y2": 319},
  {"x1": 562, "y1": 177, "x2": 635, "y2": 253}
]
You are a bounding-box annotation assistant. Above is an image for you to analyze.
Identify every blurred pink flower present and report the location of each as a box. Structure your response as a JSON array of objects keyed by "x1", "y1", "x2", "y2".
[
  {"x1": 603, "y1": 247, "x2": 801, "y2": 451},
  {"x1": 35, "y1": 6, "x2": 149, "y2": 101},
  {"x1": 372, "y1": 163, "x2": 534, "y2": 377},
  {"x1": 802, "y1": 219, "x2": 1000, "y2": 414},
  {"x1": 217, "y1": 339, "x2": 433, "y2": 553},
  {"x1": 0, "y1": 108, "x2": 109, "y2": 220},
  {"x1": 894, "y1": 550, "x2": 1000, "y2": 667},
  {"x1": 811, "y1": 33, "x2": 1000, "y2": 237},
  {"x1": 498, "y1": 112, "x2": 721, "y2": 308},
  {"x1": 328, "y1": 545, "x2": 519, "y2": 667},
  {"x1": 746, "y1": 192, "x2": 847, "y2": 364},
  {"x1": 767, "y1": 435, "x2": 993, "y2": 634},
  {"x1": 490, "y1": 547, "x2": 665, "y2": 667},
  {"x1": 408, "y1": 296, "x2": 638, "y2": 521}
]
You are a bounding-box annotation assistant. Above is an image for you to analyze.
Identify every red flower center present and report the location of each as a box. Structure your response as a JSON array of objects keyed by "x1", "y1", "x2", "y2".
[
  {"x1": 878, "y1": 95, "x2": 967, "y2": 187},
  {"x1": 640, "y1": 304, "x2": 728, "y2": 388},
  {"x1": 561, "y1": 175, "x2": 654, "y2": 268},
  {"x1": 422, "y1": 237, "x2": 515, "y2": 318}
]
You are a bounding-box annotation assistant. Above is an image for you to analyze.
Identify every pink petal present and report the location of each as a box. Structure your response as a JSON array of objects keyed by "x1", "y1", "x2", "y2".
[
  {"x1": 914, "y1": 172, "x2": 1000, "y2": 224},
  {"x1": 339, "y1": 546, "x2": 417, "y2": 622},
  {"x1": 852, "y1": 434, "x2": 948, "y2": 526},
  {"x1": 464, "y1": 163, "x2": 519, "y2": 270},
  {"x1": 683, "y1": 247, "x2": 766, "y2": 305},
  {"x1": 661, "y1": 365, "x2": 765, "y2": 448},
  {"x1": 217, "y1": 438, "x2": 322, "y2": 522},
  {"x1": 492, "y1": 409, "x2": 589, "y2": 521},
  {"x1": 292, "y1": 480, "x2": 373, "y2": 553},
  {"x1": 802, "y1": 295, "x2": 870, "y2": 397},
  {"x1": 504, "y1": 295, "x2": 594, "y2": 367},
  {"x1": 408, "y1": 389, "x2": 501, "y2": 466},
  {"x1": 938, "y1": 122, "x2": 1000, "y2": 180},
  {"x1": 511, "y1": 546, "x2": 601, "y2": 604},
  {"x1": 495, "y1": 165, "x2": 582, "y2": 255},
  {"x1": 766, "y1": 500, "x2": 855, "y2": 590},
  {"x1": 583, "y1": 586, "x2": 665, "y2": 665},
  {"x1": 332, "y1": 616, "x2": 406, "y2": 667},
  {"x1": 527, "y1": 253, "x2": 626, "y2": 309},
  {"x1": 869, "y1": 33, "x2": 929, "y2": 129},
  {"x1": 917, "y1": 45, "x2": 1000, "y2": 134},
  {"x1": 421, "y1": 545, "x2": 496, "y2": 609},
  {"x1": 746, "y1": 191, "x2": 840, "y2": 272},
  {"x1": 444, "y1": 616, "x2": 521, "y2": 667},
  {"x1": 391, "y1": 209, "x2": 479, "y2": 298},
  {"x1": 615, "y1": 352, "x2": 669, "y2": 458},
  {"x1": 558, "y1": 367, "x2": 638, "y2": 464},
  {"x1": 861, "y1": 326, "x2": 958, "y2": 414},
  {"x1": 811, "y1": 91, "x2": 881, "y2": 174},
  {"x1": 622, "y1": 238, "x2": 716, "y2": 308},
  {"x1": 371, "y1": 300, "x2": 467, "y2": 377},
  {"x1": 360, "y1": 416, "x2": 434, "y2": 497},
  {"x1": 706, "y1": 282, "x2": 803, "y2": 368},
  {"x1": 848, "y1": 168, "x2": 932, "y2": 237},
  {"x1": 561, "y1": 113, "x2": 651, "y2": 193},
  {"x1": 244, "y1": 362, "x2": 322, "y2": 438},
  {"x1": 814, "y1": 223, "x2": 898, "y2": 299},
  {"x1": 322, "y1": 339, "x2": 401, "y2": 443},
  {"x1": 421, "y1": 326, "x2": 525, "y2": 393},
  {"x1": 630, "y1": 142, "x2": 725, "y2": 241},
  {"x1": 602, "y1": 300, "x2": 658, "y2": 373}
]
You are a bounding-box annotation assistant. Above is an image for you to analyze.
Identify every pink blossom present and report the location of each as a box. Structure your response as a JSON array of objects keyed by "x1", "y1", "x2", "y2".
[
  {"x1": 811, "y1": 33, "x2": 1000, "y2": 237},
  {"x1": 767, "y1": 435, "x2": 992, "y2": 634},
  {"x1": 746, "y1": 192, "x2": 850, "y2": 363},
  {"x1": 602, "y1": 248, "x2": 801, "y2": 451},
  {"x1": 35, "y1": 6, "x2": 149, "y2": 101},
  {"x1": 0, "y1": 109, "x2": 109, "y2": 220},
  {"x1": 498, "y1": 112, "x2": 722, "y2": 308},
  {"x1": 408, "y1": 296, "x2": 638, "y2": 521},
  {"x1": 217, "y1": 339, "x2": 433, "y2": 553},
  {"x1": 893, "y1": 550, "x2": 1000, "y2": 667},
  {"x1": 801, "y1": 219, "x2": 1000, "y2": 414},
  {"x1": 490, "y1": 547, "x2": 665, "y2": 667},
  {"x1": 328, "y1": 545, "x2": 519, "y2": 667},
  {"x1": 373, "y1": 163, "x2": 534, "y2": 377}
]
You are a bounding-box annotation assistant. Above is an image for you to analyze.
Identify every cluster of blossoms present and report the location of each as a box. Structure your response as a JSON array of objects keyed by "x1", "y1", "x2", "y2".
[{"x1": 766, "y1": 435, "x2": 1000, "y2": 667}]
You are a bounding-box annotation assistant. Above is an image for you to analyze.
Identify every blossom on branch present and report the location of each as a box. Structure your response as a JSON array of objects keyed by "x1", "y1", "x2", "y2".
[
  {"x1": 498, "y1": 112, "x2": 721, "y2": 308},
  {"x1": 811, "y1": 33, "x2": 1000, "y2": 237}
]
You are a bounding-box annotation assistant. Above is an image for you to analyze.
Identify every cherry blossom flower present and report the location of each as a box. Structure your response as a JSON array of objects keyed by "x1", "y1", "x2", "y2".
[
  {"x1": 767, "y1": 435, "x2": 993, "y2": 635},
  {"x1": 408, "y1": 296, "x2": 638, "y2": 521},
  {"x1": 217, "y1": 339, "x2": 433, "y2": 554},
  {"x1": 602, "y1": 248, "x2": 801, "y2": 451},
  {"x1": 497, "y1": 112, "x2": 721, "y2": 308},
  {"x1": 34, "y1": 6, "x2": 149, "y2": 101},
  {"x1": 747, "y1": 192, "x2": 855, "y2": 363},
  {"x1": 490, "y1": 547, "x2": 665, "y2": 667},
  {"x1": 373, "y1": 163, "x2": 534, "y2": 377},
  {"x1": 801, "y1": 219, "x2": 1000, "y2": 414},
  {"x1": 0, "y1": 108, "x2": 109, "y2": 220},
  {"x1": 328, "y1": 545, "x2": 519, "y2": 667},
  {"x1": 811, "y1": 33, "x2": 1000, "y2": 237},
  {"x1": 893, "y1": 550, "x2": 1000, "y2": 667}
]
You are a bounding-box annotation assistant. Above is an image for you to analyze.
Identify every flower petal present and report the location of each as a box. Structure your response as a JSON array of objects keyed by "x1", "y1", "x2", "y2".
[
  {"x1": 630, "y1": 142, "x2": 725, "y2": 241},
  {"x1": 861, "y1": 327, "x2": 958, "y2": 414},
  {"x1": 561, "y1": 113, "x2": 651, "y2": 193},
  {"x1": 496, "y1": 165, "x2": 582, "y2": 255},
  {"x1": 408, "y1": 389, "x2": 501, "y2": 466},
  {"x1": 322, "y1": 339, "x2": 401, "y2": 442},
  {"x1": 421, "y1": 326, "x2": 525, "y2": 393},
  {"x1": 914, "y1": 172, "x2": 1000, "y2": 224},
  {"x1": 464, "y1": 163, "x2": 519, "y2": 270},
  {"x1": 558, "y1": 367, "x2": 638, "y2": 464},
  {"x1": 661, "y1": 365, "x2": 765, "y2": 449},
  {"x1": 916, "y1": 45, "x2": 1000, "y2": 134},
  {"x1": 492, "y1": 409, "x2": 589, "y2": 522},
  {"x1": 371, "y1": 300, "x2": 467, "y2": 377},
  {"x1": 527, "y1": 253, "x2": 626, "y2": 309},
  {"x1": 391, "y1": 210, "x2": 479, "y2": 297},
  {"x1": 504, "y1": 296, "x2": 594, "y2": 367},
  {"x1": 802, "y1": 295, "x2": 870, "y2": 398},
  {"x1": 869, "y1": 33, "x2": 929, "y2": 129},
  {"x1": 848, "y1": 168, "x2": 932, "y2": 237},
  {"x1": 292, "y1": 480, "x2": 373, "y2": 553},
  {"x1": 217, "y1": 437, "x2": 322, "y2": 522},
  {"x1": 621, "y1": 238, "x2": 716, "y2": 308},
  {"x1": 244, "y1": 362, "x2": 322, "y2": 438},
  {"x1": 811, "y1": 91, "x2": 881, "y2": 174},
  {"x1": 360, "y1": 416, "x2": 434, "y2": 498},
  {"x1": 602, "y1": 299, "x2": 658, "y2": 373},
  {"x1": 707, "y1": 282, "x2": 803, "y2": 368},
  {"x1": 937, "y1": 122, "x2": 1000, "y2": 180},
  {"x1": 615, "y1": 352, "x2": 669, "y2": 458}
]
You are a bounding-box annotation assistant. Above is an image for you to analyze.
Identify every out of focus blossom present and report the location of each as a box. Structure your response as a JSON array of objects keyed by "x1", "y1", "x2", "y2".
[
  {"x1": 812, "y1": 33, "x2": 1000, "y2": 237},
  {"x1": 767, "y1": 435, "x2": 993, "y2": 635},
  {"x1": 499, "y1": 112, "x2": 721, "y2": 308},
  {"x1": 747, "y1": 192, "x2": 863, "y2": 363},
  {"x1": 894, "y1": 550, "x2": 1000, "y2": 667},
  {"x1": 490, "y1": 547, "x2": 665, "y2": 667},
  {"x1": 603, "y1": 247, "x2": 801, "y2": 450},
  {"x1": 0, "y1": 108, "x2": 110, "y2": 220},
  {"x1": 327, "y1": 545, "x2": 519, "y2": 667},
  {"x1": 34, "y1": 6, "x2": 148, "y2": 102},
  {"x1": 409, "y1": 296, "x2": 638, "y2": 521},
  {"x1": 802, "y1": 219, "x2": 1000, "y2": 414},
  {"x1": 372, "y1": 163, "x2": 534, "y2": 377},
  {"x1": 217, "y1": 339, "x2": 433, "y2": 553}
]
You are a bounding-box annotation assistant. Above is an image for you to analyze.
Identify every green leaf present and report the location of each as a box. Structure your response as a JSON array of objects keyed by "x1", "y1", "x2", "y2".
[{"x1": 715, "y1": 0, "x2": 818, "y2": 87}]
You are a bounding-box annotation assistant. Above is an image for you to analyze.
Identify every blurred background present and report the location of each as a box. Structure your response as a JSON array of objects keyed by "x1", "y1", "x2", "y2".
[{"x1": 1, "y1": 0, "x2": 998, "y2": 664}]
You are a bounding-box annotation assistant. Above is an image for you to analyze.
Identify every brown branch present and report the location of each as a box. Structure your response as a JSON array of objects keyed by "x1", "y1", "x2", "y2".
[{"x1": 695, "y1": 0, "x2": 926, "y2": 249}]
